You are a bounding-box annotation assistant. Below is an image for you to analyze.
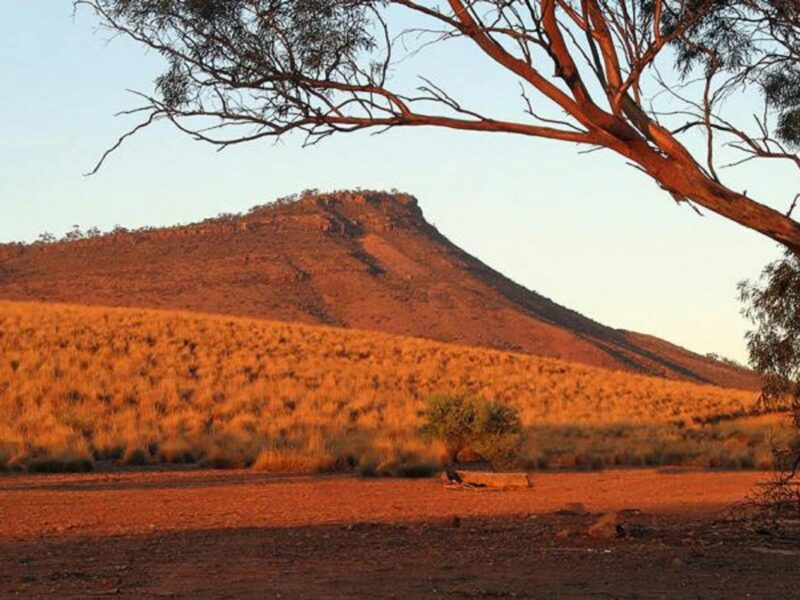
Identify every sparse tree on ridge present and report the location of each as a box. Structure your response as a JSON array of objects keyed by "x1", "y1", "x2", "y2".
[{"x1": 79, "y1": 0, "x2": 800, "y2": 253}]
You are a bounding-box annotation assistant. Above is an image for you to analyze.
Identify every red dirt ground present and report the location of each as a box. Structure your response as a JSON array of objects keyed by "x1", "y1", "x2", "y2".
[{"x1": 1, "y1": 468, "x2": 798, "y2": 598}]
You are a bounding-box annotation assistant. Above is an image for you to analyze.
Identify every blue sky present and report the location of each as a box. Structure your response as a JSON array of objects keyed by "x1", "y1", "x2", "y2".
[{"x1": 1, "y1": 3, "x2": 792, "y2": 363}]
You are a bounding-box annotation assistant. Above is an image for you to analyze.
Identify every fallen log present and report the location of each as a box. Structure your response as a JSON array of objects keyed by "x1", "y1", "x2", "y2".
[{"x1": 443, "y1": 469, "x2": 532, "y2": 490}]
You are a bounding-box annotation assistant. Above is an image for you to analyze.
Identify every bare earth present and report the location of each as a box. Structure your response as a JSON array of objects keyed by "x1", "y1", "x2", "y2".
[{"x1": 1, "y1": 469, "x2": 798, "y2": 599}]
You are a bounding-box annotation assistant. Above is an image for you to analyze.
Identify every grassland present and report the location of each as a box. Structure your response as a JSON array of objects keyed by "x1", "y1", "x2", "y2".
[{"x1": 0, "y1": 300, "x2": 788, "y2": 473}]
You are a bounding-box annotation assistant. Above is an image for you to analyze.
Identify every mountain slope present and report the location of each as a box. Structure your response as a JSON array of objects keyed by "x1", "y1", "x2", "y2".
[{"x1": 0, "y1": 190, "x2": 757, "y2": 389}]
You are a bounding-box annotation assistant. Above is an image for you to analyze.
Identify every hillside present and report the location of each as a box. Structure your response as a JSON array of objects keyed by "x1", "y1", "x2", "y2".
[
  {"x1": 0, "y1": 301, "x2": 770, "y2": 472},
  {"x1": 0, "y1": 190, "x2": 756, "y2": 389}
]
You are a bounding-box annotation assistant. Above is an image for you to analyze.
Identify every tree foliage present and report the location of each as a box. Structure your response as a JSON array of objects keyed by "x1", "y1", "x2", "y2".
[
  {"x1": 422, "y1": 393, "x2": 522, "y2": 468},
  {"x1": 740, "y1": 253, "x2": 800, "y2": 516},
  {"x1": 740, "y1": 253, "x2": 800, "y2": 409},
  {"x1": 78, "y1": 1, "x2": 800, "y2": 251},
  {"x1": 669, "y1": 0, "x2": 800, "y2": 148}
]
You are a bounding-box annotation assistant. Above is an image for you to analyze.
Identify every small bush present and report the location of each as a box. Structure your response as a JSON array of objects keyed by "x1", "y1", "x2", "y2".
[
  {"x1": 27, "y1": 457, "x2": 93, "y2": 473},
  {"x1": 252, "y1": 447, "x2": 334, "y2": 473},
  {"x1": 359, "y1": 460, "x2": 437, "y2": 478},
  {"x1": 122, "y1": 447, "x2": 151, "y2": 466},
  {"x1": 24, "y1": 445, "x2": 95, "y2": 473},
  {"x1": 358, "y1": 448, "x2": 438, "y2": 478},
  {"x1": 0, "y1": 445, "x2": 14, "y2": 471},
  {"x1": 422, "y1": 393, "x2": 521, "y2": 470},
  {"x1": 159, "y1": 439, "x2": 199, "y2": 464},
  {"x1": 201, "y1": 453, "x2": 243, "y2": 469},
  {"x1": 391, "y1": 462, "x2": 437, "y2": 478}
]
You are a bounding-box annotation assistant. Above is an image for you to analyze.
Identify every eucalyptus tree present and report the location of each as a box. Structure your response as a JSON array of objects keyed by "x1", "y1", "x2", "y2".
[{"x1": 80, "y1": 0, "x2": 800, "y2": 250}]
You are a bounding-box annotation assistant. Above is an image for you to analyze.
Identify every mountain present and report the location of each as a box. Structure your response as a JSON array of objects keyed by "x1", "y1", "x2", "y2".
[{"x1": 0, "y1": 190, "x2": 757, "y2": 389}]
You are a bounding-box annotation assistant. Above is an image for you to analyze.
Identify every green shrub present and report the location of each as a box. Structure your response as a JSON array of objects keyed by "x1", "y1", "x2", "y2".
[{"x1": 422, "y1": 393, "x2": 521, "y2": 469}]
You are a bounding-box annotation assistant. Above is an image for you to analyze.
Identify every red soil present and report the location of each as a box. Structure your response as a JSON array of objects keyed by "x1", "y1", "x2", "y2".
[
  {"x1": 1, "y1": 469, "x2": 797, "y2": 598},
  {"x1": 0, "y1": 469, "x2": 764, "y2": 540}
]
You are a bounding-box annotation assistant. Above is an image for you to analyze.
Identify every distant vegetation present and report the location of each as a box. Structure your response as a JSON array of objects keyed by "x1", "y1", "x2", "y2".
[
  {"x1": 17, "y1": 188, "x2": 403, "y2": 248},
  {"x1": 0, "y1": 301, "x2": 787, "y2": 474},
  {"x1": 706, "y1": 353, "x2": 748, "y2": 370}
]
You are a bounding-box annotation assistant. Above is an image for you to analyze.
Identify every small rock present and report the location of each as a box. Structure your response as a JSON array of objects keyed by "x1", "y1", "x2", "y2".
[
  {"x1": 448, "y1": 515, "x2": 461, "y2": 528},
  {"x1": 751, "y1": 546, "x2": 800, "y2": 556},
  {"x1": 587, "y1": 512, "x2": 619, "y2": 540},
  {"x1": 556, "y1": 528, "x2": 572, "y2": 540},
  {"x1": 672, "y1": 558, "x2": 684, "y2": 568}
]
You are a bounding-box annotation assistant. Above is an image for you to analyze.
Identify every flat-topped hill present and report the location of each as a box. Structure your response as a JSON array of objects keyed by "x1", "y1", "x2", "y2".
[{"x1": 0, "y1": 190, "x2": 756, "y2": 389}]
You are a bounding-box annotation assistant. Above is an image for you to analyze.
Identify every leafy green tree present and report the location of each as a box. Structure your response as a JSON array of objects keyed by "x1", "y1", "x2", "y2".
[{"x1": 422, "y1": 393, "x2": 522, "y2": 469}]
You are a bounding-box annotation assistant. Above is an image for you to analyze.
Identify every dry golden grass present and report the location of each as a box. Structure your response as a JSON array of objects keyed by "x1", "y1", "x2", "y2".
[{"x1": 0, "y1": 300, "x2": 784, "y2": 473}]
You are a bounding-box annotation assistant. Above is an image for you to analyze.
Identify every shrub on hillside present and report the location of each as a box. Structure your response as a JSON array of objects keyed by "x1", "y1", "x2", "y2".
[
  {"x1": 23, "y1": 445, "x2": 94, "y2": 473},
  {"x1": 422, "y1": 393, "x2": 522, "y2": 470}
]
